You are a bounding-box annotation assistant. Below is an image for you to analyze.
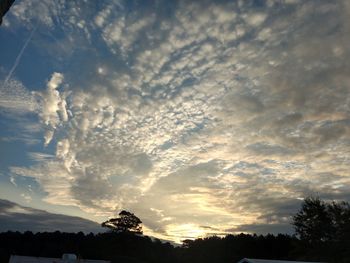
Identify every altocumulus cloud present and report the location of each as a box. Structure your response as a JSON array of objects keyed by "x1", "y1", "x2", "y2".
[{"x1": 1, "y1": 0, "x2": 350, "y2": 242}]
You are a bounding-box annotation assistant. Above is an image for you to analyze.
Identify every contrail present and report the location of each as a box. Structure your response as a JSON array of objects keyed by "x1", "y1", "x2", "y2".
[{"x1": 3, "y1": 24, "x2": 37, "y2": 86}]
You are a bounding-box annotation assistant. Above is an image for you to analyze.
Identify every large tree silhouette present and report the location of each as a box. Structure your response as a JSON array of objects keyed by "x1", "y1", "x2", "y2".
[
  {"x1": 292, "y1": 196, "x2": 350, "y2": 243},
  {"x1": 292, "y1": 196, "x2": 333, "y2": 244},
  {"x1": 102, "y1": 210, "x2": 143, "y2": 234},
  {"x1": 292, "y1": 196, "x2": 350, "y2": 262}
]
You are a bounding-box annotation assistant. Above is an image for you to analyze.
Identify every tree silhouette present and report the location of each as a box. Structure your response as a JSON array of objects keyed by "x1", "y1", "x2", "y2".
[
  {"x1": 292, "y1": 196, "x2": 333, "y2": 244},
  {"x1": 101, "y1": 210, "x2": 143, "y2": 234},
  {"x1": 292, "y1": 196, "x2": 350, "y2": 262}
]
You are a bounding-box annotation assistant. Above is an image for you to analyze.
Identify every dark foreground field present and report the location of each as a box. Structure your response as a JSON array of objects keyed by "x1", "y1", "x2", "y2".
[{"x1": 0, "y1": 231, "x2": 348, "y2": 263}]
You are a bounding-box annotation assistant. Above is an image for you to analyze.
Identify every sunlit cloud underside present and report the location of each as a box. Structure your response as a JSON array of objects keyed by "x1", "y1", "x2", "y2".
[{"x1": 1, "y1": 0, "x2": 350, "y2": 243}]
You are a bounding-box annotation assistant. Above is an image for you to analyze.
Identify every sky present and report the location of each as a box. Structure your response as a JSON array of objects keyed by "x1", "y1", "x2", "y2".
[{"x1": 0, "y1": 0, "x2": 349, "y2": 243}]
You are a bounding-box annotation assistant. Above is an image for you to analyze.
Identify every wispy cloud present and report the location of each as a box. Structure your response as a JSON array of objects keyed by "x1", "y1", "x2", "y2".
[
  {"x1": 0, "y1": 79, "x2": 38, "y2": 114},
  {"x1": 3, "y1": 24, "x2": 37, "y2": 86}
]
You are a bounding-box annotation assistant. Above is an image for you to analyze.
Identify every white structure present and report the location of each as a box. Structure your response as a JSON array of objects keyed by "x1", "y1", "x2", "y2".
[
  {"x1": 238, "y1": 259, "x2": 324, "y2": 263},
  {"x1": 9, "y1": 254, "x2": 110, "y2": 263}
]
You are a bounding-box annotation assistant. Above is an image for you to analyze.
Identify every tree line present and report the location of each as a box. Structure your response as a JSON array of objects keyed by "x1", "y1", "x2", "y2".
[{"x1": 0, "y1": 197, "x2": 349, "y2": 263}]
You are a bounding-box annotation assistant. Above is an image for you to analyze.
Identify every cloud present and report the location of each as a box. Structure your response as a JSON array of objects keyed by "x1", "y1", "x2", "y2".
[
  {"x1": 246, "y1": 142, "x2": 294, "y2": 156},
  {"x1": 243, "y1": 12, "x2": 267, "y2": 27},
  {"x1": 37, "y1": 72, "x2": 67, "y2": 146},
  {"x1": 4, "y1": 0, "x2": 350, "y2": 242},
  {"x1": 9, "y1": 0, "x2": 57, "y2": 28},
  {"x1": 0, "y1": 78, "x2": 42, "y2": 145},
  {"x1": 0, "y1": 79, "x2": 38, "y2": 114},
  {"x1": 0, "y1": 199, "x2": 101, "y2": 233},
  {"x1": 39, "y1": 72, "x2": 65, "y2": 125},
  {"x1": 27, "y1": 152, "x2": 55, "y2": 162}
]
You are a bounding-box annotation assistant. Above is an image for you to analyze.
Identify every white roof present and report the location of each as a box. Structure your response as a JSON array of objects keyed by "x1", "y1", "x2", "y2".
[
  {"x1": 9, "y1": 255, "x2": 110, "y2": 263},
  {"x1": 238, "y1": 258, "x2": 324, "y2": 263}
]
